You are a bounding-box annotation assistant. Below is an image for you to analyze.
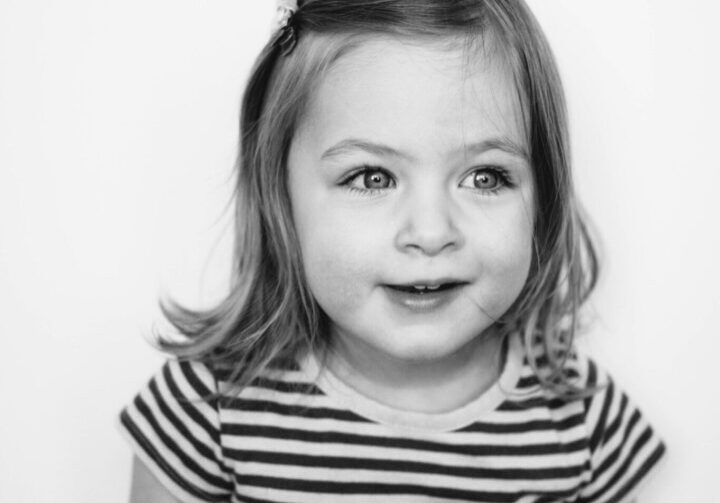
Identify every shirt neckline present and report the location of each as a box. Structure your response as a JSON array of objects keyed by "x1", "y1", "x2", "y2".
[{"x1": 300, "y1": 333, "x2": 524, "y2": 432}]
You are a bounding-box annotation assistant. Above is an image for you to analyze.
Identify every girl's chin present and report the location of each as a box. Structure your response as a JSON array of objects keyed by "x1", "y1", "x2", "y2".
[
  {"x1": 366, "y1": 326, "x2": 498, "y2": 366},
  {"x1": 326, "y1": 309, "x2": 502, "y2": 371}
]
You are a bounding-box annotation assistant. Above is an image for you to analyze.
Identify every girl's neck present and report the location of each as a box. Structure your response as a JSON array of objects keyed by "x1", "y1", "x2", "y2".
[{"x1": 323, "y1": 329, "x2": 506, "y2": 414}]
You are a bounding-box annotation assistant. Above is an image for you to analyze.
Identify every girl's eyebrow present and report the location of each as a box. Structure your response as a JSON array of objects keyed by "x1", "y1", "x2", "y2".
[
  {"x1": 320, "y1": 137, "x2": 528, "y2": 162},
  {"x1": 464, "y1": 137, "x2": 529, "y2": 160}
]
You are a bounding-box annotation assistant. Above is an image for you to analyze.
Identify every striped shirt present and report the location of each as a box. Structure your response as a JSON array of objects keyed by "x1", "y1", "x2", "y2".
[{"x1": 118, "y1": 335, "x2": 665, "y2": 502}]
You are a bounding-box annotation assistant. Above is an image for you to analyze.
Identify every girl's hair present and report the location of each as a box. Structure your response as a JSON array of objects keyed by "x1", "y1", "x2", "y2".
[{"x1": 157, "y1": 0, "x2": 599, "y2": 397}]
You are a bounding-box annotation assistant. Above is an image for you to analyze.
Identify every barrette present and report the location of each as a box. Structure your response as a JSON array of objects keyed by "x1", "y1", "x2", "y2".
[
  {"x1": 275, "y1": 0, "x2": 298, "y2": 31},
  {"x1": 274, "y1": 0, "x2": 299, "y2": 55}
]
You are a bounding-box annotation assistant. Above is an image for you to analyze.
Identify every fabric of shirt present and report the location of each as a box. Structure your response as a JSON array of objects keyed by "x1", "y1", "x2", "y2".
[{"x1": 118, "y1": 335, "x2": 665, "y2": 503}]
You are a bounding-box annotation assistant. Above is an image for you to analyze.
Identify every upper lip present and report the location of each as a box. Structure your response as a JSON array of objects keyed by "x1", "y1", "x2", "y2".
[{"x1": 385, "y1": 278, "x2": 467, "y2": 288}]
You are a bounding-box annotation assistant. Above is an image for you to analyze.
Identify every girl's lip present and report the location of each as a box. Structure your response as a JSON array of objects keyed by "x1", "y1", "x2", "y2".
[
  {"x1": 382, "y1": 283, "x2": 465, "y2": 313},
  {"x1": 385, "y1": 278, "x2": 466, "y2": 289},
  {"x1": 385, "y1": 281, "x2": 465, "y2": 292}
]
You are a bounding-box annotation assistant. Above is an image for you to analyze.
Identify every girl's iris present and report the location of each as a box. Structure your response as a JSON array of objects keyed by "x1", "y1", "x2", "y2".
[
  {"x1": 473, "y1": 170, "x2": 500, "y2": 190},
  {"x1": 364, "y1": 170, "x2": 392, "y2": 189}
]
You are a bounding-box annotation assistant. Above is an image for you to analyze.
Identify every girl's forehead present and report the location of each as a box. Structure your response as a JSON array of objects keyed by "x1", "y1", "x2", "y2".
[
  {"x1": 328, "y1": 34, "x2": 511, "y2": 77},
  {"x1": 298, "y1": 36, "x2": 526, "y2": 156}
]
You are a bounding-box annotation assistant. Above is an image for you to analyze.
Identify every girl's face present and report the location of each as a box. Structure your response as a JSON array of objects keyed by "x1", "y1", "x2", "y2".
[{"x1": 288, "y1": 37, "x2": 534, "y2": 369}]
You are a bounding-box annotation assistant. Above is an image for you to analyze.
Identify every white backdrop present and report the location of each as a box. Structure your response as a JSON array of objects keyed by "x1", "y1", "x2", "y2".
[{"x1": 0, "y1": 1, "x2": 717, "y2": 501}]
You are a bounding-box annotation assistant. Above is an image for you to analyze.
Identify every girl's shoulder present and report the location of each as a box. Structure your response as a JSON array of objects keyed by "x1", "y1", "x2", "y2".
[
  {"x1": 118, "y1": 358, "x2": 234, "y2": 502},
  {"x1": 117, "y1": 355, "x2": 320, "y2": 501},
  {"x1": 503, "y1": 343, "x2": 667, "y2": 501},
  {"x1": 520, "y1": 345, "x2": 657, "y2": 440},
  {"x1": 557, "y1": 349, "x2": 667, "y2": 501}
]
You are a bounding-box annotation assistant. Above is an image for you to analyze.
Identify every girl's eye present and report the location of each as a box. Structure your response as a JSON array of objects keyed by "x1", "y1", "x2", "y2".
[
  {"x1": 342, "y1": 167, "x2": 396, "y2": 193},
  {"x1": 459, "y1": 167, "x2": 510, "y2": 193}
]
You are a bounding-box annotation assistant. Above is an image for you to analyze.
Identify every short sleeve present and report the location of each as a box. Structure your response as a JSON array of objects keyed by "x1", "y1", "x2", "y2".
[
  {"x1": 118, "y1": 359, "x2": 233, "y2": 503},
  {"x1": 578, "y1": 360, "x2": 666, "y2": 503}
]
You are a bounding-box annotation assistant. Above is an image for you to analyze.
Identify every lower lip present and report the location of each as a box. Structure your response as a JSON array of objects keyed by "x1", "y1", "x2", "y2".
[{"x1": 382, "y1": 285, "x2": 464, "y2": 313}]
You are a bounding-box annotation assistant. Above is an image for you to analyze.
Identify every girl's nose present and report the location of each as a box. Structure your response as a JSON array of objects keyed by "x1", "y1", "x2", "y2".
[{"x1": 394, "y1": 192, "x2": 464, "y2": 256}]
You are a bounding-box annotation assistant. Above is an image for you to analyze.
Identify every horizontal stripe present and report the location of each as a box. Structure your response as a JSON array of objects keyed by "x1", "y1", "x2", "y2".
[
  {"x1": 221, "y1": 410, "x2": 588, "y2": 448},
  {"x1": 456, "y1": 411, "x2": 585, "y2": 433},
  {"x1": 222, "y1": 435, "x2": 590, "y2": 469},
  {"x1": 226, "y1": 381, "x2": 354, "y2": 411},
  {"x1": 246, "y1": 377, "x2": 324, "y2": 394},
  {"x1": 233, "y1": 474, "x2": 579, "y2": 502},
  {"x1": 221, "y1": 397, "x2": 369, "y2": 422},
  {"x1": 222, "y1": 424, "x2": 589, "y2": 456},
  {"x1": 215, "y1": 364, "x2": 305, "y2": 384},
  {"x1": 232, "y1": 493, "x2": 278, "y2": 503},
  {"x1": 231, "y1": 461, "x2": 584, "y2": 495},
  {"x1": 484, "y1": 401, "x2": 586, "y2": 425},
  {"x1": 497, "y1": 395, "x2": 580, "y2": 412},
  {"x1": 229, "y1": 449, "x2": 587, "y2": 480}
]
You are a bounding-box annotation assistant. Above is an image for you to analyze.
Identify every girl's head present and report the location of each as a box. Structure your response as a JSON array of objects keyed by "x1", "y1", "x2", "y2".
[{"x1": 161, "y1": 0, "x2": 597, "y2": 395}]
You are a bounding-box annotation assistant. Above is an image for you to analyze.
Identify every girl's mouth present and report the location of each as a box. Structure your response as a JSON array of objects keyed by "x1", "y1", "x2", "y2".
[
  {"x1": 383, "y1": 282, "x2": 466, "y2": 312},
  {"x1": 386, "y1": 282, "x2": 462, "y2": 294}
]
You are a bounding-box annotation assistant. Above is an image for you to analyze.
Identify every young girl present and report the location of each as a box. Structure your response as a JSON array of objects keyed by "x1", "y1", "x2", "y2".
[{"x1": 120, "y1": 1, "x2": 665, "y2": 501}]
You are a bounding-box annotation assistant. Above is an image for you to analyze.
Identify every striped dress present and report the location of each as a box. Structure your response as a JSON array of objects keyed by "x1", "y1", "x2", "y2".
[{"x1": 118, "y1": 335, "x2": 665, "y2": 502}]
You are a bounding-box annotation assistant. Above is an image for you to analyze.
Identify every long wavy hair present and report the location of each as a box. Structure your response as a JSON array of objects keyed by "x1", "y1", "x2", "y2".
[{"x1": 157, "y1": 0, "x2": 599, "y2": 398}]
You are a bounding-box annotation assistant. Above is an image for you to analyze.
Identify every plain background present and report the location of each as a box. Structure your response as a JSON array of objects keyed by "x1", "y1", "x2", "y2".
[{"x1": 1, "y1": 0, "x2": 718, "y2": 501}]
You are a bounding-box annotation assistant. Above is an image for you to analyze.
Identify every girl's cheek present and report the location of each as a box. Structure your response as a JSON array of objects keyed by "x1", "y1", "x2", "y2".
[
  {"x1": 303, "y1": 257, "x2": 370, "y2": 317},
  {"x1": 472, "y1": 214, "x2": 534, "y2": 296},
  {"x1": 299, "y1": 227, "x2": 377, "y2": 308}
]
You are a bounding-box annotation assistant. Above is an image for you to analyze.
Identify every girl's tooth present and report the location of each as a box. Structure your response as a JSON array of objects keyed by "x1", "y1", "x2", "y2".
[{"x1": 408, "y1": 285, "x2": 446, "y2": 291}]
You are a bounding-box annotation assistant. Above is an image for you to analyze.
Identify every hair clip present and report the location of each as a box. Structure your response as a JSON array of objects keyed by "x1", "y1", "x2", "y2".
[
  {"x1": 275, "y1": 0, "x2": 297, "y2": 31},
  {"x1": 274, "y1": 0, "x2": 299, "y2": 55}
]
